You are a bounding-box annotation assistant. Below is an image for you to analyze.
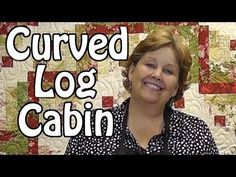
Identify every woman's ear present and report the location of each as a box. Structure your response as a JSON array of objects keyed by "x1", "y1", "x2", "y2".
[{"x1": 128, "y1": 63, "x2": 135, "y2": 81}]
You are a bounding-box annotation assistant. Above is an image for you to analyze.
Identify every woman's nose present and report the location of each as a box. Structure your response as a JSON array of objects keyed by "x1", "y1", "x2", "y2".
[{"x1": 151, "y1": 69, "x2": 162, "y2": 80}]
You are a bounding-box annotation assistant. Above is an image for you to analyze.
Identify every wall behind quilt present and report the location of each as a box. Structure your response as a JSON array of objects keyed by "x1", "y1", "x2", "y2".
[{"x1": 0, "y1": 22, "x2": 236, "y2": 155}]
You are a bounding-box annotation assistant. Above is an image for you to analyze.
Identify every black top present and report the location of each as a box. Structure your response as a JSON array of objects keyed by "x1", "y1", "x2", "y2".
[{"x1": 65, "y1": 98, "x2": 219, "y2": 155}]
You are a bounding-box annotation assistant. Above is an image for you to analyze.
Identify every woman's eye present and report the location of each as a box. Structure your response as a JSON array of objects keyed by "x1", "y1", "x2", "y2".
[
  {"x1": 164, "y1": 69, "x2": 173, "y2": 75},
  {"x1": 146, "y1": 63, "x2": 155, "y2": 68}
]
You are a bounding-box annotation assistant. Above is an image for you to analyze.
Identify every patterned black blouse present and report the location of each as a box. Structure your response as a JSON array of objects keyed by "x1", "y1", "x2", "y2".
[{"x1": 65, "y1": 98, "x2": 219, "y2": 155}]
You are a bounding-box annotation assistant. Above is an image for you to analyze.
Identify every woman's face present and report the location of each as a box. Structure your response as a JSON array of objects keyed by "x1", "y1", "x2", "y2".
[{"x1": 129, "y1": 46, "x2": 180, "y2": 105}]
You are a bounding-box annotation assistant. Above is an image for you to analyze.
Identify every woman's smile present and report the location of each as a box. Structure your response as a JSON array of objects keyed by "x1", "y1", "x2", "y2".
[{"x1": 143, "y1": 78, "x2": 165, "y2": 92}]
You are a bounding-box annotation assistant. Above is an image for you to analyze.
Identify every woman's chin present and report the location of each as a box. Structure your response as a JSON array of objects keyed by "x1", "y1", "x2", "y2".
[{"x1": 141, "y1": 95, "x2": 160, "y2": 104}]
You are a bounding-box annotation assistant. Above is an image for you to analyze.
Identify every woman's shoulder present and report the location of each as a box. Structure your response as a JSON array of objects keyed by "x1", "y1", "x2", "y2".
[
  {"x1": 170, "y1": 108, "x2": 219, "y2": 154},
  {"x1": 106, "y1": 98, "x2": 129, "y2": 119},
  {"x1": 170, "y1": 108, "x2": 212, "y2": 135},
  {"x1": 64, "y1": 102, "x2": 127, "y2": 155}
]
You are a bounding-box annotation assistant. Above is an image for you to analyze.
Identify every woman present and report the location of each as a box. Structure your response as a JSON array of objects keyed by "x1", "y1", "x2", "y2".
[{"x1": 65, "y1": 26, "x2": 219, "y2": 155}]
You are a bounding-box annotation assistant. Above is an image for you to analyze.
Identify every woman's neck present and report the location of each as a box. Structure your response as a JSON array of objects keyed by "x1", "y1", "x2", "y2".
[
  {"x1": 128, "y1": 97, "x2": 165, "y2": 119},
  {"x1": 127, "y1": 97, "x2": 166, "y2": 149}
]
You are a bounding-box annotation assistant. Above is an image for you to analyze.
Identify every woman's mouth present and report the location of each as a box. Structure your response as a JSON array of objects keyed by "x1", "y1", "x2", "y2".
[{"x1": 143, "y1": 81, "x2": 164, "y2": 91}]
